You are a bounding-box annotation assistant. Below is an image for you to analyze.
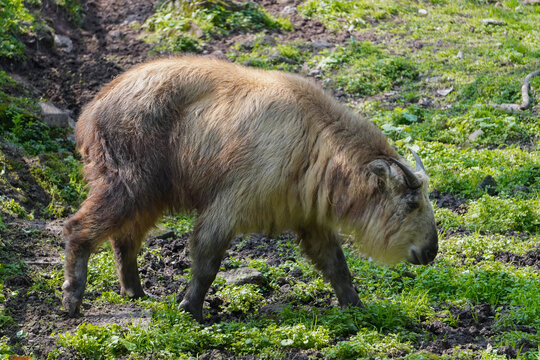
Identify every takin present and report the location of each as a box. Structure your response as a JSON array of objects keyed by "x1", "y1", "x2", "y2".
[{"x1": 63, "y1": 56, "x2": 438, "y2": 321}]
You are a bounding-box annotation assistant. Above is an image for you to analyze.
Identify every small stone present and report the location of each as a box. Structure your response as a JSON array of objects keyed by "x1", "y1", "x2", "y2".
[
  {"x1": 54, "y1": 34, "x2": 73, "y2": 53},
  {"x1": 418, "y1": 8, "x2": 428, "y2": 15},
  {"x1": 260, "y1": 304, "x2": 285, "y2": 315},
  {"x1": 436, "y1": 87, "x2": 453, "y2": 97},
  {"x1": 419, "y1": 97, "x2": 432, "y2": 107},
  {"x1": 148, "y1": 225, "x2": 174, "y2": 239},
  {"x1": 39, "y1": 102, "x2": 75, "y2": 128},
  {"x1": 188, "y1": 23, "x2": 204, "y2": 39},
  {"x1": 312, "y1": 40, "x2": 333, "y2": 51},
  {"x1": 109, "y1": 30, "x2": 122, "y2": 40},
  {"x1": 218, "y1": 267, "x2": 264, "y2": 286},
  {"x1": 280, "y1": 5, "x2": 297, "y2": 16},
  {"x1": 457, "y1": 50, "x2": 463, "y2": 59},
  {"x1": 468, "y1": 129, "x2": 484, "y2": 141},
  {"x1": 207, "y1": 50, "x2": 227, "y2": 61},
  {"x1": 481, "y1": 18, "x2": 506, "y2": 25}
]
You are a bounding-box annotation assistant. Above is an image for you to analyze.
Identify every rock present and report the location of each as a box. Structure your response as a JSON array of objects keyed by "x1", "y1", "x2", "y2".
[
  {"x1": 261, "y1": 35, "x2": 277, "y2": 46},
  {"x1": 468, "y1": 129, "x2": 484, "y2": 141},
  {"x1": 280, "y1": 5, "x2": 297, "y2": 16},
  {"x1": 260, "y1": 304, "x2": 285, "y2": 315},
  {"x1": 457, "y1": 50, "x2": 463, "y2": 59},
  {"x1": 218, "y1": 267, "x2": 264, "y2": 286},
  {"x1": 312, "y1": 40, "x2": 333, "y2": 51},
  {"x1": 268, "y1": 53, "x2": 297, "y2": 65},
  {"x1": 436, "y1": 87, "x2": 453, "y2": 97},
  {"x1": 108, "y1": 30, "x2": 122, "y2": 41},
  {"x1": 419, "y1": 97, "x2": 433, "y2": 107},
  {"x1": 479, "y1": 175, "x2": 498, "y2": 195},
  {"x1": 188, "y1": 23, "x2": 204, "y2": 39},
  {"x1": 207, "y1": 50, "x2": 227, "y2": 61},
  {"x1": 38, "y1": 102, "x2": 75, "y2": 129},
  {"x1": 418, "y1": 8, "x2": 428, "y2": 15},
  {"x1": 54, "y1": 34, "x2": 73, "y2": 53},
  {"x1": 481, "y1": 18, "x2": 506, "y2": 25}
]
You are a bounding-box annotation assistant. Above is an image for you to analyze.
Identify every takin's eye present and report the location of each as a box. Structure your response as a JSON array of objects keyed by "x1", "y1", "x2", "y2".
[
  {"x1": 407, "y1": 200, "x2": 419, "y2": 211},
  {"x1": 403, "y1": 193, "x2": 420, "y2": 211}
]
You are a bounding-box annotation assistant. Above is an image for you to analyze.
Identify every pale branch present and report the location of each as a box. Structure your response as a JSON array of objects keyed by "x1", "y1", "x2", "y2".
[
  {"x1": 519, "y1": 69, "x2": 540, "y2": 110},
  {"x1": 491, "y1": 69, "x2": 539, "y2": 112}
]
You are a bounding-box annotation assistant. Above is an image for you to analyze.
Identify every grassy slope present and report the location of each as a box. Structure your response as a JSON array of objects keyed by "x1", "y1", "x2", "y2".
[{"x1": 1, "y1": 0, "x2": 539, "y2": 359}]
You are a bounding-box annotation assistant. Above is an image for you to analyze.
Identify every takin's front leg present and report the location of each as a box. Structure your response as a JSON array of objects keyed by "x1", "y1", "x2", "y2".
[
  {"x1": 179, "y1": 214, "x2": 233, "y2": 322},
  {"x1": 299, "y1": 227, "x2": 362, "y2": 308}
]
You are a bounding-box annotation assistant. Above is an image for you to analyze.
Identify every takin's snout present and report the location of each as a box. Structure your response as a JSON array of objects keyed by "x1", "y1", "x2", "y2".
[{"x1": 407, "y1": 232, "x2": 438, "y2": 265}]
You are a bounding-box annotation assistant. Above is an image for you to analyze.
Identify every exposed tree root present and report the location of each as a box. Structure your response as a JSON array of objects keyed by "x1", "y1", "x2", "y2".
[{"x1": 492, "y1": 69, "x2": 539, "y2": 112}]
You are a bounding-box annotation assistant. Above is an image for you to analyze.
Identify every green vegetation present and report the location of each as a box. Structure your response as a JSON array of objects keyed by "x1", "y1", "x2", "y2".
[
  {"x1": 55, "y1": 0, "x2": 84, "y2": 25},
  {"x1": 312, "y1": 38, "x2": 420, "y2": 96},
  {"x1": 0, "y1": 0, "x2": 34, "y2": 58},
  {"x1": 49, "y1": 232, "x2": 540, "y2": 359},
  {"x1": 1, "y1": 0, "x2": 539, "y2": 359},
  {"x1": 143, "y1": 0, "x2": 291, "y2": 53},
  {"x1": 162, "y1": 213, "x2": 196, "y2": 236},
  {"x1": 228, "y1": 36, "x2": 312, "y2": 72}
]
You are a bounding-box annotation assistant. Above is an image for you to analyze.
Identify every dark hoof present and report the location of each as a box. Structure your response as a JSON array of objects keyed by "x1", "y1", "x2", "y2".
[
  {"x1": 178, "y1": 300, "x2": 203, "y2": 323},
  {"x1": 339, "y1": 294, "x2": 364, "y2": 309},
  {"x1": 62, "y1": 293, "x2": 82, "y2": 316},
  {"x1": 121, "y1": 288, "x2": 146, "y2": 299},
  {"x1": 62, "y1": 280, "x2": 83, "y2": 316}
]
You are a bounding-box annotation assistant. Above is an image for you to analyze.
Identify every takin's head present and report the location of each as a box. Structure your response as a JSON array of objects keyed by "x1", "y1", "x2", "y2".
[{"x1": 344, "y1": 150, "x2": 438, "y2": 266}]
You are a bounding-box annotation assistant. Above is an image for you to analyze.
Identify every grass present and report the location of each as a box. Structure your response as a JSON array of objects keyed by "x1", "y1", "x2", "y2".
[
  {"x1": 142, "y1": 0, "x2": 291, "y2": 53},
  {"x1": 1, "y1": 0, "x2": 539, "y2": 359},
  {"x1": 0, "y1": 0, "x2": 34, "y2": 58}
]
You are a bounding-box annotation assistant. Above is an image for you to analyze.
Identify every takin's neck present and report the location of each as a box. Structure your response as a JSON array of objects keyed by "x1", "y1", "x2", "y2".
[{"x1": 301, "y1": 109, "x2": 397, "y2": 226}]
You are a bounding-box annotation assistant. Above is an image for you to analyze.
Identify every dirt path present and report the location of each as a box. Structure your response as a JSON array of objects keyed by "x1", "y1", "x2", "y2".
[{"x1": 10, "y1": 0, "x2": 156, "y2": 115}]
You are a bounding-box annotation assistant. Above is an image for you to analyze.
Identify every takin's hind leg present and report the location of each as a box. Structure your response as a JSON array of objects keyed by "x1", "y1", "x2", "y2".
[
  {"x1": 299, "y1": 227, "x2": 362, "y2": 308},
  {"x1": 110, "y1": 213, "x2": 162, "y2": 299},
  {"x1": 62, "y1": 186, "x2": 139, "y2": 316}
]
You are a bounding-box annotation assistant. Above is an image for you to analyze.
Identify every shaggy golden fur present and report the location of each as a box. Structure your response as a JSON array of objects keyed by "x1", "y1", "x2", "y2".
[{"x1": 63, "y1": 57, "x2": 438, "y2": 320}]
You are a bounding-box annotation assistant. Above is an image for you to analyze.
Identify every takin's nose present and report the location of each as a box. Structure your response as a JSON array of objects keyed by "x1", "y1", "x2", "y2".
[{"x1": 408, "y1": 234, "x2": 438, "y2": 265}]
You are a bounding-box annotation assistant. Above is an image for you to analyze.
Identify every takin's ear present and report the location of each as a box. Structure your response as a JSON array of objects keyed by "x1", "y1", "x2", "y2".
[
  {"x1": 367, "y1": 159, "x2": 404, "y2": 190},
  {"x1": 367, "y1": 159, "x2": 391, "y2": 180}
]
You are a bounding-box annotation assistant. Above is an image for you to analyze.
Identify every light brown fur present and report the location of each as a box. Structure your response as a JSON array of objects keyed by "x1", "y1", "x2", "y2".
[{"x1": 63, "y1": 56, "x2": 438, "y2": 320}]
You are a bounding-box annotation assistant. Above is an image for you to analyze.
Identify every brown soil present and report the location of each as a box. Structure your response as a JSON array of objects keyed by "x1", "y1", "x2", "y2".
[
  {"x1": 421, "y1": 304, "x2": 537, "y2": 358},
  {"x1": 494, "y1": 248, "x2": 540, "y2": 271}
]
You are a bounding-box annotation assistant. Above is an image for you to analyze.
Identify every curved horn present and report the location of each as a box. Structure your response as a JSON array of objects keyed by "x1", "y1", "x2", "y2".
[
  {"x1": 388, "y1": 157, "x2": 422, "y2": 189},
  {"x1": 409, "y1": 148, "x2": 425, "y2": 173}
]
